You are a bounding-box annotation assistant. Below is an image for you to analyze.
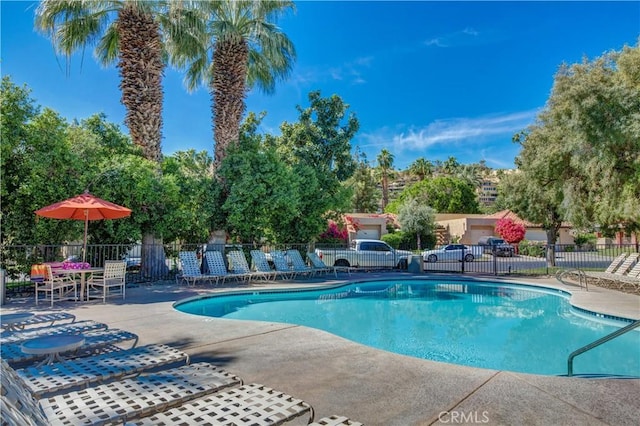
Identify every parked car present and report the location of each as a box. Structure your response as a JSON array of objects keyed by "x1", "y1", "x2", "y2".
[
  {"x1": 423, "y1": 244, "x2": 475, "y2": 263},
  {"x1": 478, "y1": 236, "x2": 515, "y2": 257}
]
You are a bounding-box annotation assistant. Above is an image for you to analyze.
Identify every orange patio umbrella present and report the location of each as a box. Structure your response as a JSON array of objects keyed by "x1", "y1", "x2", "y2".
[{"x1": 35, "y1": 191, "x2": 132, "y2": 263}]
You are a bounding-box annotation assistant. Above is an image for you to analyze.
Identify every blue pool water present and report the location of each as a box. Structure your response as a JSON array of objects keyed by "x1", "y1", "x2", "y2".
[{"x1": 175, "y1": 279, "x2": 640, "y2": 376}]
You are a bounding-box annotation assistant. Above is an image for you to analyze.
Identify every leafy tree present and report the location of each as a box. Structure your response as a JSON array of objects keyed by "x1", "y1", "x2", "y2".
[
  {"x1": 168, "y1": 0, "x2": 297, "y2": 171},
  {"x1": 218, "y1": 118, "x2": 299, "y2": 244},
  {"x1": 397, "y1": 198, "x2": 436, "y2": 249},
  {"x1": 502, "y1": 41, "x2": 640, "y2": 260},
  {"x1": 386, "y1": 176, "x2": 480, "y2": 214},
  {"x1": 376, "y1": 149, "x2": 395, "y2": 210},
  {"x1": 346, "y1": 151, "x2": 379, "y2": 213},
  {"x1": 494, "y1": 218, "x2": 526, "y2": 245},
  {"x1": 162, "y1": 150, "x2": 219, "y2": 243},
  {"x1": 270, "y1": 91, "x2": 359, "y2": 240}
]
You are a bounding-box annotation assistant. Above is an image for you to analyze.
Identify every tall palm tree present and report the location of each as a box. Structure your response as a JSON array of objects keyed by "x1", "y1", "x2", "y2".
[
  {"x1": 35, "y1": 0, "x2": 190, "y2": 274},
  {"x1": 36, "y1": 0, "x2": 168, "y2": 162},
  {"x1": 168, "y1": 0, "x2": 296, "y2": 171},
  {"x1": 377, "y1": 149, "x2": 395, "y2": 210}
]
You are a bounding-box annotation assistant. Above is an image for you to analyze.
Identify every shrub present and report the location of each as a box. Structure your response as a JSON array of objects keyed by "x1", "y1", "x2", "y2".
[{"x1": 519, "y1": 240, "x2": 545, "y2": 257}]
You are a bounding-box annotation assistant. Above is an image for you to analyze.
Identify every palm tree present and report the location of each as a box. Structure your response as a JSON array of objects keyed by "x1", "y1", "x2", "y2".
[
  {"x1": 35, "y1": 0, "x2": 170, "y2": 162},
  {"x1": 167, "y1": 0, "x2": 296, "y2": 171},
  {"x1": 376, "y1": 149, "x2": 395, "y2": 210},
  {"x1": 35, "y1": 0, "x2": 190, "y2": 274},
  {"x1": 408, "y1": 157, "x2": 433, "y2": 181}
]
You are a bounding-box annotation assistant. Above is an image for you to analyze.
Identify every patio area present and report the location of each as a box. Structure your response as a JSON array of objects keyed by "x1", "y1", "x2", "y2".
[{"x1": 2, "y1": 272, "x2": 639, "y2": 425}]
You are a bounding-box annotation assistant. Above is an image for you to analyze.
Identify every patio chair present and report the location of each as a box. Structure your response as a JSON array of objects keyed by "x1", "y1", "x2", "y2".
[
  {"x1": 35, "y1": 264, "x2": 77, "y2": 307},
  {"x1": 271, "y1": 250, "x2": 297, "y2": 279},
  {"x1": 307, "y1": 252, "x2": 350, "y2": 277},
  {"x1": 177, "y1": 251, "x2": 217, "y2": 286},
  {"x1": 1, "y1": 320, "x2": 108, "y2": 344},
  {"x1": 596, "y1": 255, "x2": 640, "y2": 294},
  {"x1": 227, "y1": 250, "x2": 270, "y2": 281},
  {"x1": 86, "y1": 260, "x2": 127, "y2": 303},
  {"x1": 1, "y1": 359, "x2": 241, "y2": 426},
  {"x1": 0, "y1": 312, "x2": 75, "y2": 331},
  {"x1": 16, "y1": 343, "x2": 190, "y2": 398},
  {"x1": 250, "y1": 250, "x2": 278, "y2": 280},
  {"x1": 286, "y1": 249, "x2": 315, "y2": 278},
  {"x1": 205, "y1": 250, "x2": 248, "y2": 284},
  {"x1": 1, "y1": 328, "x2": 138, "y2": 366},
  {"x1": 130, "y1": 383, "x2": 314, "y2": 425},
  {"x1": 584, "y1": 253, "x2": 639, "y2": 284}
]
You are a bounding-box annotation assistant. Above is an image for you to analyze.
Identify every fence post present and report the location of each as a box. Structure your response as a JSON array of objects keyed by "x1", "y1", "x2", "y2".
[{"x1": 0, "y1": 268, "x2": 6, "y2": 305}]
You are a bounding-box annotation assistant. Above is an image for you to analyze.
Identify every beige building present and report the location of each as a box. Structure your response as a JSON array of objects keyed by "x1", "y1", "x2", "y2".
[{"x1": 435, "y1": 210, "x2": 575, "y2": 245}]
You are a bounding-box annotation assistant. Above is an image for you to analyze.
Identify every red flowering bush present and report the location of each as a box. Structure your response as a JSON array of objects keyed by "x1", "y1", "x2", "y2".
[
  {"x1": 318, "y1": 220, "x2": 349, "y2": 243},
  {"x1": 495, "y1": 218, "x2": 526, "y2": 244}
]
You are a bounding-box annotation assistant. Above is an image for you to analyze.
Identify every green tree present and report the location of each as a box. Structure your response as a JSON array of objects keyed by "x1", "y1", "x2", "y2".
[
  {"x1": 218, "y1": 115, "x2": 299, "y2": 244},
  {"x1": 376, "y1": 149, "x2": 395, "y2": 210},
  {"x1": 386, "y1": 176, "x2": 480, "y2": 214},
  {"x1": 347, "y1": 151, "x2": 380, "y2": 213},
  {"x1": 168, "y1": 0, "x2": 296, "y2": 170},
  {"x1": 502, "y1": 41, "x2": 640, "y2": 261},
  {"x1": 397, "y1": 198, "x2": 436, "y2": 249},
  {"x1": 271, "y1": 91, "x2": 359, "y2": 241}
]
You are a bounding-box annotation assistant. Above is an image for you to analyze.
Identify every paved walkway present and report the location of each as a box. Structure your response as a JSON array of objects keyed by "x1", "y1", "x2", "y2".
[{"x1": 3, "y1": 273, "x2": 639, "y2": 425}]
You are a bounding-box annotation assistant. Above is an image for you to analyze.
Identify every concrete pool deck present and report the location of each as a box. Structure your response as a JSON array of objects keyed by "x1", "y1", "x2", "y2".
[{"x1": 2, "y1": 272, "x2": 639, "y2": 425}]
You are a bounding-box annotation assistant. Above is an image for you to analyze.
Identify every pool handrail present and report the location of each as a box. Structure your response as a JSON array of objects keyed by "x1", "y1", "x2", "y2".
[{"x1": 567, "y1": 319, "x2": 640, "y2": 376}]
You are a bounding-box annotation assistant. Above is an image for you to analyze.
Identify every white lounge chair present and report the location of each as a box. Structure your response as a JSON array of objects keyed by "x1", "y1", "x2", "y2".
[
  {"x1": 286, "y1": 249, "x2": 315, "y2": 278},
  {"x1": 177, "y1": 251, "x2": 217, "y2": 286},
  {"x1": 130, "y1": 383, "x2": 314, "y2": 425},
  {"x1": 86, "y1": 260, "x2": 127, "y2": 302},
  {"x1": 205, "y1": 250, "x2": 248, "y2": 284},
  {"x1": 0, "y1": 312, "x2": 75, "y2": 331},
  {"x1": 16, "y1": 343, "x2": 190, "y2": 398},
  {"x1": 584, "y1": 253, "x2": 639, "y2": 284},
  {"x1": 1, "y1": 328, "x2": 138, "y2": 366},
  {"x1": 1, "y1": 320, "x2": 107, "y2": 344},
  {"x1": 35, "y1": 264, "x2": 77, "y2": 307},
  {"x1": 271, "y1": 250, "x2": 296, "y2": 279},
  {"x1": 1, "y1": 359, "x2": 240, "y2": 425},
  {"x1": 310, "y1": 415, "x2": 364, "y2": 426},
  {"x1": 227, "y1": 250, "x2": 270, "y2": 281},
  {"x1": 250, "y1": 250, "x2": 278, "y2": 280},
  {"x1": 308, "y1": 252, "x2": 350, "y2": 277}
]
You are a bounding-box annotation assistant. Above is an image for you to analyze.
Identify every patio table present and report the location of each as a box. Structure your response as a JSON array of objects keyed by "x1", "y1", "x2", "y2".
[
  {"x1": 53, "y1": 267, "x2": 104, "y2": 302},
  {"x1": 21, "y1": 334, "x2": 85, "y2": 366}
]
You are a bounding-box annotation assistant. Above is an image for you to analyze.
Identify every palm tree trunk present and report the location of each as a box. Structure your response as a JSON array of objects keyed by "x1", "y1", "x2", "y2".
[
  {"x1": 118, "y1": 4, "x2": 167, "y2": 274},
  {"x1": 212, "y1": 38, "x2": 249, "y2": 172}
]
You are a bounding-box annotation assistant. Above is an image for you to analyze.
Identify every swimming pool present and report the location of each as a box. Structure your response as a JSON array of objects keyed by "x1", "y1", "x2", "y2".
[{"x1": 174, "y1": 279, "x2": 640, "y2": 377}]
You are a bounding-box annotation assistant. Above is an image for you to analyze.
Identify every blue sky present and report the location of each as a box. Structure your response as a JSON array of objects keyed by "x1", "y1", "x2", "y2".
[{"x1": 2, "y1": 1, "x2": 639, "y2": 170}]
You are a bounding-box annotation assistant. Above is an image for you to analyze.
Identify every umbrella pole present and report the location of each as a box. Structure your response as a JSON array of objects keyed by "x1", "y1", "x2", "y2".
[{"x1": 82, "y1": 210, "x2": 88, "y2": 264}]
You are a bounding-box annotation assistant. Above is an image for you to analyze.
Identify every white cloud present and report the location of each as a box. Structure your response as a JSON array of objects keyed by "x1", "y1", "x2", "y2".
[{"x1": 389, "y1": 110, "x2": 538, "y2": 149}]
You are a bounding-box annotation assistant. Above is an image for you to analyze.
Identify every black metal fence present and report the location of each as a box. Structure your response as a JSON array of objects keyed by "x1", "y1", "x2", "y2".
[{"x1": 1, "y1": 242, "x2": 637, "y2": 298}]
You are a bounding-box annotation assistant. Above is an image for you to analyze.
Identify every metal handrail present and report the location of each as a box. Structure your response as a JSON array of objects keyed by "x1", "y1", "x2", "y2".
[
  {"x1": 556, "y1": 268, "x2": 588, "y2": 291},
  {"x1": 567, "y1": 319, "x2": 640, "y2": 376}
]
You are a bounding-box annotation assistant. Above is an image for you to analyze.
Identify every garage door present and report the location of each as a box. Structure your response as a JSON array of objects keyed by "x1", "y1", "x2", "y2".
[{"x1": 356, "y1": 228, "x2": 380, "y2": 240}]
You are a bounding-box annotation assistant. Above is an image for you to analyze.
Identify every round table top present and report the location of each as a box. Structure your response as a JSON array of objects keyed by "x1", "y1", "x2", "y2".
[
  {"x1": 1, "y1": 312, "x2": 34, "y2": 325},
  {"x1": 21, "y1": 334, "x2": 85, "y2": 355}
]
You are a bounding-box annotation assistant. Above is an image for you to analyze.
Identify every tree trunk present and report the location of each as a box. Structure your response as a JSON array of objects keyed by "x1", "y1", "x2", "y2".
[
  {"x1": 141, "y1": 232, "x2": 168, "y2": 278},
  {"x1": 545, "y1": 228, "x2": 559, "y2": 267}
]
